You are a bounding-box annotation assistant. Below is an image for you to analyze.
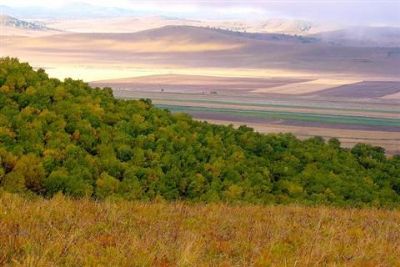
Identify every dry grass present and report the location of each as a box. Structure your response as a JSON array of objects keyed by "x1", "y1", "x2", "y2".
[{"x1": 1, "y1": 193, "x2": 400, "y2": 266}]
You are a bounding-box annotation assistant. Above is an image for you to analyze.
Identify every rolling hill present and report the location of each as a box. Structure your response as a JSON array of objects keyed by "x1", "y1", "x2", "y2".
[
  {"x1": 0, "y1": 58, "x2": 400, "y2": 205},
  {"x1": 314, "y1": 26, "x2": 400, "y2": 47},
  {"x1": 41, "y1": 16, "x2": 334, "y2": 35},
  {"x1": 3, "y1": 25, "x2": 400, "y2": 79},
  {"x1": 35, "y1": 15, "x2": 400, "y2": 48},
  {"x1": 0, "y1": 15, "x2": 61, "y2": 36}
]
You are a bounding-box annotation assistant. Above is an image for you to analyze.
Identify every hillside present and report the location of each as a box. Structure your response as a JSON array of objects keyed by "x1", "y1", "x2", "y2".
[
  {"x1": 0, "y1": 58, "x2": 400, "y2": 205},
  {"x1": 314, "y1": 26, "x2": 400, "y2": 47},
  {"x1": 28, "y1": 15, "x2": 400, "y2": 47},
  {"x1": 38, "y1": 16, "x2": 334, "y2": 35},
  {"x1": 3, "y1": 25, "x2": 400, "y2": 80}
]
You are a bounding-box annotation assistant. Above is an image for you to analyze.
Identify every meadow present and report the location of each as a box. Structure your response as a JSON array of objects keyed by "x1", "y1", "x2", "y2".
[{"x1": 1, "y1": 192, "x2": 400, "y2": 266}]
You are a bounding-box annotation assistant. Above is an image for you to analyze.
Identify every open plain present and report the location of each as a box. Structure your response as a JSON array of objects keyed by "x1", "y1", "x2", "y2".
[
  {"x1": 2, "y1": 19, "x2": 400, "y2": 155},
  {"x1": 95, "y1": 74, "x2": 400, "y2": 155}
]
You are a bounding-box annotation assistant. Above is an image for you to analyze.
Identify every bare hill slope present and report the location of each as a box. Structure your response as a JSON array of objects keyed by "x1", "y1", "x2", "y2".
[{"x1": 2, "y1": 25, "x2": 400, "y2": 79}]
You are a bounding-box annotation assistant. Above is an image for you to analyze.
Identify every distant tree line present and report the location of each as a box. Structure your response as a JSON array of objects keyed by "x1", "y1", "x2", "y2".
[{"x1": 0, "y1": 58, "x2": 399, "y2": 206}]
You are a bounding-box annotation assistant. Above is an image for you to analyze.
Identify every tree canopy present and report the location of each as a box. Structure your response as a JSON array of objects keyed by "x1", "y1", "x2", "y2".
[{"x1": 0, "y1": 58, "x2": 399, "y2": 206}]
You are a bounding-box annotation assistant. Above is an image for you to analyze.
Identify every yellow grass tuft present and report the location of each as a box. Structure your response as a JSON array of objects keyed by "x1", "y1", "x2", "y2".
[{"x1": 1, "y1": 192, "x2": 400, "y2": 266}]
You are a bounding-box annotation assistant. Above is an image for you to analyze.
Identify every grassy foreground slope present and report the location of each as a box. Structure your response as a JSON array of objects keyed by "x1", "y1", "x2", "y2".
[
  {"x1": 1, "y1": 192, "x2": 400, "y2": 266},
  {"x1": 0, "y1": 58, "x2": 400, "y2": 206}
]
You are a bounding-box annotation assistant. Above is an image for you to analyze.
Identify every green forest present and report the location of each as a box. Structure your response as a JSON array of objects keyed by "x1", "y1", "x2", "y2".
[{"x1": 1, "y1": 58, "x2": 399, "y2": 206}]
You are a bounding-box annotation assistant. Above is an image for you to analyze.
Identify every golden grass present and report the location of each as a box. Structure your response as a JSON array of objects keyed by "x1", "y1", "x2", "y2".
[{"x1": 1, "y1": 192, "x2": 400, "y2": 266}]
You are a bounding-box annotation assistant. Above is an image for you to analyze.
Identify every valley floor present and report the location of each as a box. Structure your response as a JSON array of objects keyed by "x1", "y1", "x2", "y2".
[
  {"x1": 113, "y1": 89, "x2": 400, "y2": 155},
  {"x1": 1, "y1": 193, "x2": 400, "y2": 266}
]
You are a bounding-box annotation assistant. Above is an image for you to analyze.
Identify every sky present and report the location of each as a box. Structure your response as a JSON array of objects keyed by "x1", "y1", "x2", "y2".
[{"x1": 1, "y1": 0, "x2": 400, "y2": 26}]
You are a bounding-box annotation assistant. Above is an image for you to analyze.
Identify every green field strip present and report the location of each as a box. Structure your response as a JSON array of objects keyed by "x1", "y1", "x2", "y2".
[
  {"x1": 156, "y1": 104, "x2": 400, "y2": 128},
  {"x1": 117, "y1": 93, "x2": 400, "y2": 114},
  {"x1": 155, "y1": 98, "x2": 400, "y2": 114}
]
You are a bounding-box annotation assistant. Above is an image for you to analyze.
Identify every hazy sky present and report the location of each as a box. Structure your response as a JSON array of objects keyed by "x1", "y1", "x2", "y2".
[{"x1": 1, "y1": 0, "x2": 400, "y2": 25}]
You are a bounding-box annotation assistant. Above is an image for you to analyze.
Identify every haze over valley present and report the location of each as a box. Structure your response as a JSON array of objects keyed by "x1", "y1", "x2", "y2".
[{"x1": 1, "y1": 2, "x2": 400, "y2": 155}]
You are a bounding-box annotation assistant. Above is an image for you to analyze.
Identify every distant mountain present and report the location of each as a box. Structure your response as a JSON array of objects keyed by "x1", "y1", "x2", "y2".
[
  {"x1": 0, "y1": 15, "x2": 48, "y2": 30},
  {"x1": 212, "y1": 27, "x2": 319, "y2": 44},
  {"x1": 2, "y1": 5, "x2": 399, "y2": 47},
  {"x1": 214, "y1": 19, "x2": 336, "y2": 36},
  {"x1": 0, "y1": 15, "x2": 61, "y2": 36},
  {"x1": 41, "y1": 15, "x2": 334, "y2": 36},
  {"x1": 199, "y1": 22, "x2": 400, "y2": 47},
  {"x1": 110, "y1": 25, "x2": 319, "y2": 44},
  {"x1": 258, "y1": 19, "x2": 315, "y2": 34},
  {"x1": 0, "y1": 4, "x2": 337, "y2": 36},
  {"x1": 6, "y1": 24, "x2": 398, "y2": 77},
  {"x1": 314, "y1": 27, "x2": 400, "y2": 47}
]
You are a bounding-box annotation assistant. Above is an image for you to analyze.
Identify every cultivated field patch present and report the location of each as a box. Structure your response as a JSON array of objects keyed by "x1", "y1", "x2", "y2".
[
  {"x1": 382, "y1": 91, "x2": 400, "y2": 100},
  {"x1": 315, "y1": 81, "x2": 400, "y2": 98},
  {"x1": 92, "y1": 75, "x2": 308, "y2": 94},
  {"x1": 251, "y1": 79, "x2": 360, "y2": 94},
  {"x1": 159, "y1": 104, "x2": 400, "y2": 129}
]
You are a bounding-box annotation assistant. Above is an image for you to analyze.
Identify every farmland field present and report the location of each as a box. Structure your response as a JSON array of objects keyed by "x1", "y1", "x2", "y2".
[
  {"x1": 106, "y1": 80, "x2": 400, "y2": 155},
  {"x1": 156, "y1": 104, "x2": 400, "y2": 128},
  {"x1": 315, "y1": 81, "x2": 400, "y2": 98}
]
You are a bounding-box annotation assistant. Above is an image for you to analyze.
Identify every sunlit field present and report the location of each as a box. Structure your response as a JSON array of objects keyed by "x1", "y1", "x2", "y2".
[{"x1": 1, "y1": 192, "x2": 400, "y2": 266}]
